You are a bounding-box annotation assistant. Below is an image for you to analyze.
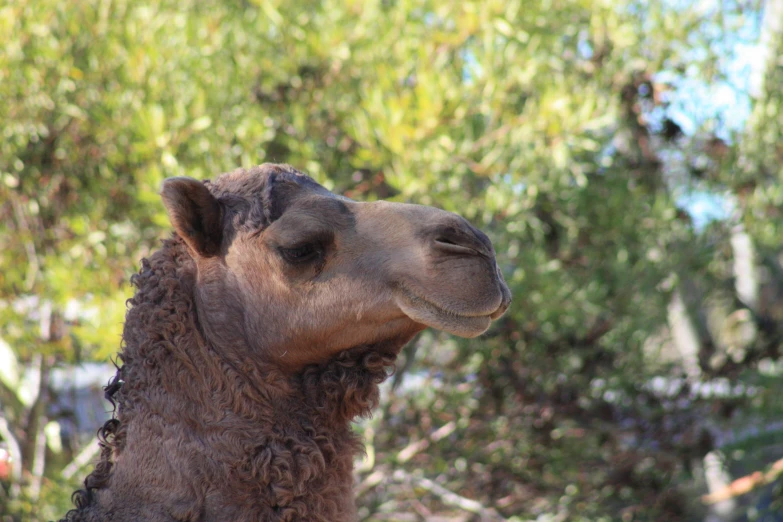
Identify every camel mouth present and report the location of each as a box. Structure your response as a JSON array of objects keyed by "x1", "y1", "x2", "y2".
[{"x1": 394, "y1": 286, "x2": 501, "y2": 338}]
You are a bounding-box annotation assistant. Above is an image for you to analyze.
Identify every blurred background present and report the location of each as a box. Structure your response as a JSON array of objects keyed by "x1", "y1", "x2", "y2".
[{"x1": 1, "y1": 0, "x2": 783, "y2": 520}]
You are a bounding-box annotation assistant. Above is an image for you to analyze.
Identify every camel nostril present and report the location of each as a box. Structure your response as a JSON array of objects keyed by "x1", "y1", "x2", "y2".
[
  {"x1": 435, "y1": 237, "x2": 458, "y2": 246},
  {"x1": 434, "y1": 236, "x2": 480, "y2": 256},
  {"x1": 431, "y1": 221, "x2": 494, "y2": 258}
]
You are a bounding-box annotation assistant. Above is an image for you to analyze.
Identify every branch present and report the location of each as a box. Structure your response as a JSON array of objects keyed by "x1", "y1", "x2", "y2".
[
  {"x1": 61, "y1": 440, "x2": 101, "y2": 480},
  {"x1": 25, "y1": 353, "x2": 52, "y2": 505},
  {"x1": 27, "y1": 416, "x2": 47, "y2": 503},
  {"x1": 396, "y1": 421, "x2": 456, "y2": 463},
  {"x1": 392, "y1": 469, "x2": 507, "y2": 522},
  {"x1": 9, "y1": 193, "x2": 40, "y2": 291},
  {"x1": 702, "y1": 457, "x2": 783, "y2": 504}
]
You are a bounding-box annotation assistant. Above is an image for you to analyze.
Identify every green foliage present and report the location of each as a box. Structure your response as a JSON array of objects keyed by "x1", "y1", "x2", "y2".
[{"x1": 1, "y1": 0, "x2": 782, "y2": 520}]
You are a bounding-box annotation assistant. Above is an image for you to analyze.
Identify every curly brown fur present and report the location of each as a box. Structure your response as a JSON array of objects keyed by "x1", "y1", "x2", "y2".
[{"x1": 61, "y1": 237, "x2": 395, "y2": 522}]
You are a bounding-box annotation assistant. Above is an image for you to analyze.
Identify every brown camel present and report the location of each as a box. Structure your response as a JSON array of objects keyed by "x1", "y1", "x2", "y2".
[{"x1": 61, "y1": 164, "x2": 510, "y2": 522}]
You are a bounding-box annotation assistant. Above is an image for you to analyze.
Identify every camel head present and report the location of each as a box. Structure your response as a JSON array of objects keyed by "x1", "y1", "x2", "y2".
[{"x1": 161, "y1": 164, "x2": 511, "y2": 371}]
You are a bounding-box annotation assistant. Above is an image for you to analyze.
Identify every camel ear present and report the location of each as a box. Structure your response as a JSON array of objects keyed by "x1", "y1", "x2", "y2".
[{"x1": 161, "y1": 177, "x2": 223, "y2": 257}]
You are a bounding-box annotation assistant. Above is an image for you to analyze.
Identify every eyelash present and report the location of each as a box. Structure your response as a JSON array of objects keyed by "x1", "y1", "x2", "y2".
[{"x1": 280, "y1": 243, "x2": 322, "y2": 264}]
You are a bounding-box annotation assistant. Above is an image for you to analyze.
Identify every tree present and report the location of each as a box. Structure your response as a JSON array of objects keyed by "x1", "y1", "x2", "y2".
[{"x1": 1, "y1": 0, "x2": 781, "y2": 520}]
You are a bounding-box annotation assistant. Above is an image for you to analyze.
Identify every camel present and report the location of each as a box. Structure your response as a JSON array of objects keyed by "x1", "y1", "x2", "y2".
[{"x1": 61, "y1": 163, "x2": 511, "y2": 522}]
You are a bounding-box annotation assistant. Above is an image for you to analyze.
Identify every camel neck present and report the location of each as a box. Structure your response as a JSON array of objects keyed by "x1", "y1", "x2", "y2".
[{"x1": 82, "y1": 335, "x2": 393, "y2": 521}]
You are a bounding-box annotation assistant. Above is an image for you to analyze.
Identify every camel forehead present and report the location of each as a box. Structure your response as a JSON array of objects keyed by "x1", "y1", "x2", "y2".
[
  {"x1": 211, "y1": 163, "x2": 331, "y2": 199},
  {"x1": 206, "y1": 163, "x2": 361, "y2": 237},
  {"x1": 273, "y1": 195, "x2": 356, "y2": 236}
]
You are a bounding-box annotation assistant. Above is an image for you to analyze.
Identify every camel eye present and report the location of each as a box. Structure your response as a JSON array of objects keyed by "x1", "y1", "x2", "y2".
[{"x1": 279, "y1": 243, "x2": 321, "y2": 264}]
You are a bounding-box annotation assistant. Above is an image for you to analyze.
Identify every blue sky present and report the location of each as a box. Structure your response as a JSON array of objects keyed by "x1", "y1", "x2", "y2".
[
  {"x1": 656, "y1": 0, "x2": 764, "y2": 229},
  {"x1": 468, "y1": 0, "x2": 764, "y2": 230},
  {"x1": 657, "y1": 0, "x2": 763, "y2": 140}
]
